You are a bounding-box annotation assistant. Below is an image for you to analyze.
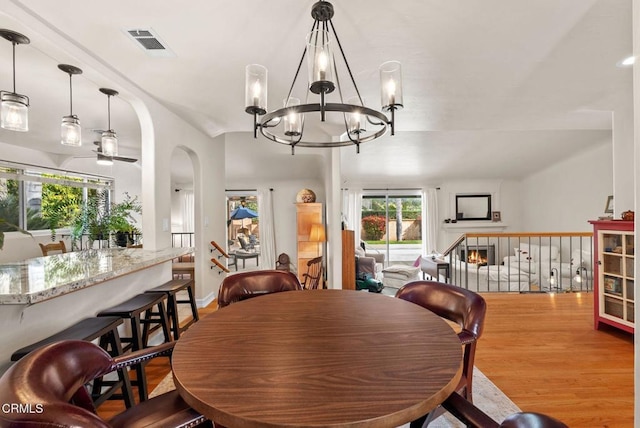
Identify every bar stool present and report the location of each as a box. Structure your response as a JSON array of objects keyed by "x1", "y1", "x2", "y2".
[
  {"x1": 10, "y1": 316, "x2": 134, "y2": 409},
  {"x1": 145, "y1": 279, "x2": 199, "y2": 339},
  {"x1": 97, "y1": 293, "x2": 172, "y2": 402}
]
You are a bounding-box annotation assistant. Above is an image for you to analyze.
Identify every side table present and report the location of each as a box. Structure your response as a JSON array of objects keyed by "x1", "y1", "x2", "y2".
[{"x1": 420, "y1": 257, "x2": 450, "y2": 282}]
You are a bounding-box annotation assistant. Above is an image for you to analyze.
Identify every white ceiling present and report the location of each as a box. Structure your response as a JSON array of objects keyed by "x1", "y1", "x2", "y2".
[{"x1": 0, "y1": 0, "x2": 632, "y2": 184}]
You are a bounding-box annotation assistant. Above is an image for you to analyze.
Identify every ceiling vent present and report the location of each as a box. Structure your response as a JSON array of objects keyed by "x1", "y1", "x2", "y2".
[{"x1": 124, "y1": 28, "x2": 175, "y2": 57}]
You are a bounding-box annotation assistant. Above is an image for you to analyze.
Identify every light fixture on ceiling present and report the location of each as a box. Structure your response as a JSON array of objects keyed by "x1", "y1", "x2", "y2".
[
  {"x1": 93, "y1": 140, "x2": 137, "y2": 164},
  {"x1": 98, "y1": 88, "x2": 119, "y2": 157},
  {"x1": 244, "y1": 1, "x2": 402, "y2": 154},
  {"x1": 0, "y1": 29, "x2": 30, "y2": 132},
  {"x1": 58, "y1": 64, "x2": 83, "y2": 146}
]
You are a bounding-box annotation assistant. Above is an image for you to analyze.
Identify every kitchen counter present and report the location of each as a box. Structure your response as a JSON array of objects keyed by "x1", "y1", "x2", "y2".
[{"x1": 0, "y1": 247, "x2": 193, "y2": 305}]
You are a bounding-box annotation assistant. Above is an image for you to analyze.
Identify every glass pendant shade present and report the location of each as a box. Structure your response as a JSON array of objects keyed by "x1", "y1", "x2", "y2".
[
  {"x1": 347, "y1": 96, "x2": 366, "y2": 136},
  {"x1": 245, "y1": 64, "x2": 267, "y2": 114},
  {"x1": 307, "y1": 30, "x2": 334, "y2": 93},
  {"x1": 61, "y1": 115, "x2": 81, "y2": 146},
  {"x1": 283, "y1": 97, "x2": 302, "y2": 137},
  {"x1": 380, "y1": 60, "x2": 403, "y2": 111},
  {"x1": 58, "y1": 64, "x2": 83, "y2": 146},
  {"x1": 101, "y1": 130, "x2": 118, "y2": 156},
  {"x1": 96, "y1": 153, "x2": 113, "y2": 166},
  {"x1": 1, "y1": 92, "x2": 28, "y2": 132}
]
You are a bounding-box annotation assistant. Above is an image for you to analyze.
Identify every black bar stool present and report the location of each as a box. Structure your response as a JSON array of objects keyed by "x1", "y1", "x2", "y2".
[
  {"x1": 97, "y1": 293, "x2": 171, "y2": 402},
  {"x1": 145, "y1": 279, "x2": 199, "y2": 339},
  {"x1": 11, "y1": 316, "x2": 134, "y2": 409}
]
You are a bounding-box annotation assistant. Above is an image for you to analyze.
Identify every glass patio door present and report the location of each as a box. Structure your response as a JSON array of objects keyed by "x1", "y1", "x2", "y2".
[{"x1": 361, "y1": 191, "x2": 423, "y2": 266}]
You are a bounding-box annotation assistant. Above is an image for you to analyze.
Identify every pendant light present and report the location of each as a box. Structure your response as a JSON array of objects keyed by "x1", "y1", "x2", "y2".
[
  {"x1": 0, "y1": 29, "x2": 30, "y2": 132},
  {"x1": 99, "y1": 88, "x2": 119, "y2": 157},
  {"x1": 58, "y1": 64, "x2": 82, "y2": 146}
]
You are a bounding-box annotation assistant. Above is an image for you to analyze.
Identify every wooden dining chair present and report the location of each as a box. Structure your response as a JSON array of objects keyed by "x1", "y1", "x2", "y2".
[
  {"x1": 395, "y1": 280, "x2": 487, "y2": 427},
  {"x1": 0, "y1": 340, "x2": 211, "y2": 428},
  {"x1": 217, "y1": 270, "x2": 303, "y2": 308},
  {"x1": 441, "y1": 391, "x2": 568, "y2": 428},
  {"x1": 39, "y1": 240, "x2": 67, "y2": 256},
  {"x1": 302, "y1": 256, "x2": 323, "y2": 290}
]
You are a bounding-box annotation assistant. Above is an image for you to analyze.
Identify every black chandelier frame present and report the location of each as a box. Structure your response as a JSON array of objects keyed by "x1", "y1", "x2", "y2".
[{"x1": 246, "y1": 1, "x2": 401, "y2": 154}]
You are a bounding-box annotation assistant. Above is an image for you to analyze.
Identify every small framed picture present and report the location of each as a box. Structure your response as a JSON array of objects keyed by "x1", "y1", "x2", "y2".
[
  {"x1": 492, "y1": 211, "x2": 501, "y2": 222},
  {"x1": 604, "y1": 195, "x2": 614, "y2": 214}
]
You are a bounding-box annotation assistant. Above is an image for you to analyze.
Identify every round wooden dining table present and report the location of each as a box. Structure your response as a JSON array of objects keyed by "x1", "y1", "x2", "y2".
[{"x1": 172, "y1": 289, "x2": 462, "y2": 428}]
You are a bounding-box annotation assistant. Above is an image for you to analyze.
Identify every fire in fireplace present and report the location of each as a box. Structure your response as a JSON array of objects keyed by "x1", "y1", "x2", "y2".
[{"x1": 459, "y1": 245, "x2": 496, "y2": 266}]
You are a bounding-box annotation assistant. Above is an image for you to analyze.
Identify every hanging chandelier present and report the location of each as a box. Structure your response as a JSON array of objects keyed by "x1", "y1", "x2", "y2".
[
  {"x1": 0, "y1": 29, "x2": 30, "y2": 132},
  {"x1": 244, "y1": 1, "x2": 402, "y2": 155}
]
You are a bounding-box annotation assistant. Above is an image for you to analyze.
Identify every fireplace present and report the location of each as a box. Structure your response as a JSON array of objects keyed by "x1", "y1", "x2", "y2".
[{"x1": 459, "y1": 244, "x2": 495, "y2": 266}]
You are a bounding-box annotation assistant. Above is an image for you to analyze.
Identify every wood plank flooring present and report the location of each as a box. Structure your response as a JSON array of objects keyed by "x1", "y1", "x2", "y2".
[
  {"x1": 97, "y1": 292, "x2": 634, "y2": 427},
  {"x1": 476, "y1": 292, "x2": 633, "y2": 428}
]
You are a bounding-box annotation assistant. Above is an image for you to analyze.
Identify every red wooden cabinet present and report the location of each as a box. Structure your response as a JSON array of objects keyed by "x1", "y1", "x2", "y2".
[{"x1": 589, "y1": 220, "x2": 634, "y2": 333}]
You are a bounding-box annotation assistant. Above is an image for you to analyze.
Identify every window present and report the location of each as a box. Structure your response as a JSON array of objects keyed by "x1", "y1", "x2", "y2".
[
  {"x1": 0, "y1": 161, "x2": 113, "y2": 233},
  {"x1": 361, "y1": 191, "x2": 423, "y2": 266}
]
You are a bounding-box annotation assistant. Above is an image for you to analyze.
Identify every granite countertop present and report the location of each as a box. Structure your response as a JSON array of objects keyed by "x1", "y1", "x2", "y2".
[{"x1": 0, "y1": 247, "x2": 193, "y2": 305}]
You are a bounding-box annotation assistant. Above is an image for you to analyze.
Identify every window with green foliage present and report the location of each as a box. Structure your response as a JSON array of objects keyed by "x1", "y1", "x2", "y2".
[
  {"x1": 0, "y1": 162, "x2": 113, "y2": 233},
  {"x1": 0, "y1": 173, "x2": 19, "y2": 234}
]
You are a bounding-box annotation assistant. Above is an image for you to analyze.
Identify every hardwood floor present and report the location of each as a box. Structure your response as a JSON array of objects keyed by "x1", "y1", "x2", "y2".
[
  {"x1": 476, "y1": 292, "x2": 633, "y2": 428},
  {"x1": 97, "y1": 292, "x2": 633, "y2": 428}
]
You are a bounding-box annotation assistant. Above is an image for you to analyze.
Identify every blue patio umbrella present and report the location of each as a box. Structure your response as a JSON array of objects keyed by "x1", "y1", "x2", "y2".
[
  {"x1": 230, "y1": 206, "x2": 258, "y2": 220},
  {"x1": 230, "y1": 206, "x2": 258, "y2": 232}
]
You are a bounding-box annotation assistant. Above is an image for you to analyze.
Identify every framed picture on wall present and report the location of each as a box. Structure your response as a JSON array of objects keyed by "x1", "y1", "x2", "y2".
[
  {"x1": 604, "y1": 195, "x2": 614, "y2": 214},
  {"x1": 492, "y1": 211, "x2": 501, "y2": 222}
]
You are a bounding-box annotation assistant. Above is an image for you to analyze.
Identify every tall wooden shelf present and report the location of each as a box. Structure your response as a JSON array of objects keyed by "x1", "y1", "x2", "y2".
[
  {"x1": 590, "y1": 220, "x2": 635, "y2": 333},
  {"x1": 296, "y1": 203, "x2": 323, "y2": 281}
]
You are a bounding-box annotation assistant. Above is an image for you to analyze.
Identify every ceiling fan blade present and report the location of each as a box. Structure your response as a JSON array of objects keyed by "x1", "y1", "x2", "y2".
[{"x1": 113, "y1": 155, "x2": 138, "y2": 163}]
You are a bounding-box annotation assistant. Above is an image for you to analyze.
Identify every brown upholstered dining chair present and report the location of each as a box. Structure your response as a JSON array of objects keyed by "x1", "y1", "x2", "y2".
[
  {"x1": 39, "y1": 240, "x2": 67, "y2": 256},
  {"x1": 395, "y1": 280, "x2": 487, "y2": 427},
  {"x1": 217, "y1": 270, "x2": 303, "y2": 308},
  {"x1": 441, "y1": 391, "x2": 568, "y2": 428},
  {"x1": 302, "y1": 256, "x2": 323, "y2": 290},
  {"x1": 0, "y1": 340, "x2": 211, "y2": 428}
]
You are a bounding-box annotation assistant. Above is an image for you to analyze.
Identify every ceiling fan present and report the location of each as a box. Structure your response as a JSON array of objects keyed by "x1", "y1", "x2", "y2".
[{"x1": 93, "y1": 140, "x2": 138, "y2": 164}]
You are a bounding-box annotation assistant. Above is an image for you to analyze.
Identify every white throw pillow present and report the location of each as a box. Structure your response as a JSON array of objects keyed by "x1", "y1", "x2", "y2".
[
  {"x1": 571, "y1": 249, "x2": 592, "y2": 269},
  {"x1": 513, "y1": 248, "x2": 532, "y2": 262},
  {"x1": 518, "y1": 243, "x2": 559, "y2": 261}
]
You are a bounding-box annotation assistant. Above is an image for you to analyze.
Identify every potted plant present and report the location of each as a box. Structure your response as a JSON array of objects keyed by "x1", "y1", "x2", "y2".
[
  {"x1": 70, "y1": 191, "x2": 108, "y2": 249},
  {"x1": 70, "y1": 191, "x2": 142, "y2": 249},
  {"x1": 107, "y1": 193, "x2": 142, "y2": 247}
]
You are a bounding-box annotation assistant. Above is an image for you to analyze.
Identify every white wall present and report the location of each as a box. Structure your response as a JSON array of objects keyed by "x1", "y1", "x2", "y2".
[
  {"x1": 520, "y1": 140, "x2": 613, "y2": 232},
  {"x1": 435, "y1": 179, "x2": 521, "y2": 251}
]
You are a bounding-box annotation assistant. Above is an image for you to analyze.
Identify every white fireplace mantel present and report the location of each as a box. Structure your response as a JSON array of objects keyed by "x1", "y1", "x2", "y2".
[{"x1": 442, "y1": 221, "x2": 509, "y2": 231}]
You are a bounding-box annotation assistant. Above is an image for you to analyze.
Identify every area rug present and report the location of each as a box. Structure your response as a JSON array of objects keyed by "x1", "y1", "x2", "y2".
[{"x1": 151, "y1": 367, "x2": 520, "y2": 427}]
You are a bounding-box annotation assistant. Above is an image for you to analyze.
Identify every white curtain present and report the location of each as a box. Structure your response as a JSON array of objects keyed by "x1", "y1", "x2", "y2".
[
  {"x1": 182, "y1": 191, "x2": 195, "y2": 233},
  {"x1": 422, "y1": 188, "x2": 439, "y2": 255},
  {"x1": 343, "y1": 188, "x2": 363, "y2": 245},
  {"x1": 257, "y1": 187, "x2": 276, "y2": 269}
]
